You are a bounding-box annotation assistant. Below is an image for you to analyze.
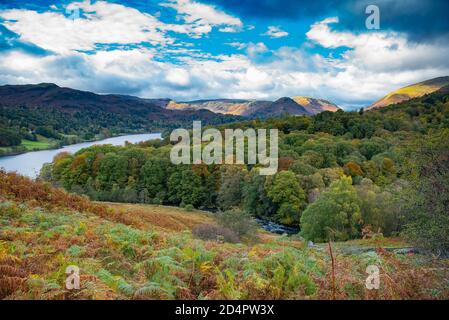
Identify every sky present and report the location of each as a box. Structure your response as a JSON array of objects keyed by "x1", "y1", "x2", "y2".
[{"x1": 0, "y1": 0, "x2": 448, "y2": 109}]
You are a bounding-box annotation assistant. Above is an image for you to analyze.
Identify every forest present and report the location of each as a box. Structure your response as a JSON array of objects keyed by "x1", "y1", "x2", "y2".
[{"x1": 39, "y1": 89, "x2": 449, "y2": 255}]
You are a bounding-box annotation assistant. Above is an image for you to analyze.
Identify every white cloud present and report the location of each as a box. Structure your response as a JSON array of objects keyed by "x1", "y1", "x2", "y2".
[
  {"x1": 1, "y1": 4, "x2": 449, "y2": 109},
  {"x1": 246, "y1": 42, "x2": 268, "y2": 57},
  {"x1": 0, "y1": 1, "x2": 175, "y2": 54},
  {"x1": 262, "y1": 26, "x2": 289, "y2": 38},
  {"x1": 0, "y1": 0, "x2": 242, "y2": 54},
  {"x1": 306, "y1": 16, "x2": 449, "y2": 73},
  {"x1": 165, "y1": 68, "x2": 191, "y2": 87},
  {"x1": 161, "y1": 0, "x2": 242, "y2": 35},
  {"x1": 226, "y1": 42, "x2": 247, "y2": 50}
]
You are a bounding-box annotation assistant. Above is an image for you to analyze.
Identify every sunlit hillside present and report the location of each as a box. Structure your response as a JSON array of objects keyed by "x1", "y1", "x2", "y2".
[{"x1": 368, "y1": 76, "x2": 449, "y2": 110}]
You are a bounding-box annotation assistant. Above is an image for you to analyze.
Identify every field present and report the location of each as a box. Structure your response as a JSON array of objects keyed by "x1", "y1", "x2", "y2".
[
  {"x1": 1, "y1": 171, "x2": 448, "y2": 300},
  {"x1": 20, "y1": 137, "x2": 56, "y2": 151},
  {"x1": 0, "y1": 135, "x2": 58, "y2": 156}
]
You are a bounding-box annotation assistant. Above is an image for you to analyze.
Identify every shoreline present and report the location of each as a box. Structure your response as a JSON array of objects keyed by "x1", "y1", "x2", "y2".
[{"x1": 0, "y1": 131, "x2": 154, "y2": 158}]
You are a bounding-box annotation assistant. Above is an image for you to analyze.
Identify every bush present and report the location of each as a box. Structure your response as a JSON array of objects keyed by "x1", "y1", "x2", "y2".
[
  {"x1": 217, "y1": 208, "x2": 258, "y2": 241},
  {"x1": 192, "y1": 224, "x2": 239, "y2": 243},
  {"x1": 184, "y1": 204, "x2": 194, "y2": 212}
]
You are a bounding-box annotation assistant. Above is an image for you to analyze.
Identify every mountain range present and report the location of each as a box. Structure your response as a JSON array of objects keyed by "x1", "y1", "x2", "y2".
[
  {"x1": 166, "y1": 96, "x2": 340, "y2": 117},
  {"x1": 1, "y1": 76, "x2": 448, "y2": 122},
  {"x1": 0, "y1": 83, "x2": 341, "y2": 119}
]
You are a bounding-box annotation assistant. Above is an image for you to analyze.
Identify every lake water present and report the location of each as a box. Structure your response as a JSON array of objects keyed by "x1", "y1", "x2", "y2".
[{"x1": 0, "y1": 133, "x2": 161, "y2": 178}]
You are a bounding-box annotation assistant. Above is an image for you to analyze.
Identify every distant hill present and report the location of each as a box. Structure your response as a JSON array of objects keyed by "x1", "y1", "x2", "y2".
[
  {"x1": 166, "y1": 96, "x2": 340, "y2": 118},
  {"x1": 0, "y1": 83, "x2": 246, "y2": 124},
  {"x1": 367, "y1": 76, "x2": 449, "y2": 110},
  {"x1": 291, "y1": 96, "x2": 340, "y2": 115}
]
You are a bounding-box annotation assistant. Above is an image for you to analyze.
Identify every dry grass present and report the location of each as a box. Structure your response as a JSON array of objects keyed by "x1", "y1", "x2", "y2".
[{"x1": 100, "y1": 202, "x2": 216, "y2": 233}]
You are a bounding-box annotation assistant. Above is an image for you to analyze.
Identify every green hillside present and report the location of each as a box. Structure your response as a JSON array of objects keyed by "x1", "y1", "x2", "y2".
[{"x1": 368, "y1": 76, "x2": 449, "y2": 110}]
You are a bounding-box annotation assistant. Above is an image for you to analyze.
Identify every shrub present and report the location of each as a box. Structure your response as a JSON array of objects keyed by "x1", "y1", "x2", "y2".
[
  {"x1": 184, "y1": 204, "x2": 194, "y2": 212},
  {"x1": 217, "y1": 208, "x2": 259, "y2": 241},
  {"x1": 192, "y1": 224, "x2": 239, "y2": 243}
]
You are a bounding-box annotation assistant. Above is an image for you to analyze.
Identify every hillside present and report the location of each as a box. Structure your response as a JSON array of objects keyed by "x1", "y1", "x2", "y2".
[
  {"x1": 0, "y1": 83, "x2": 233, "y2": 121},
  {"x1": 368, "y1": 76, "x2": 449, "y2": 110},
  {"x1": 166, "y1": 96, "x2": 340, "y2": 117},
  {"x1": 0, "y1": 83, "x2": 241, "y2": 155},
  {"x1": 291, "y1": 96, "x2": 340, "y2": 115},
  {"x1": 1, "y1": 170, "x2": 448, "y2": 300}
]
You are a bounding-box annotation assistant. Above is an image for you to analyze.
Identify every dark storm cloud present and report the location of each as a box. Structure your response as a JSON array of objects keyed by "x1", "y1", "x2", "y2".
[{"x1": 209, "y1": 0, "x2": 449, "y2": 41}]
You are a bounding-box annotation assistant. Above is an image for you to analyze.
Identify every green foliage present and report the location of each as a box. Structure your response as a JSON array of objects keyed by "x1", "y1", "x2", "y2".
[
  {"x1": 266, "y1": 171, "x2": 306, "y2": 225},
  {"x1": 300, "y1": 176, "x2": 362, "y2": 242},
  {"x1": 402, "y1": 130, "x2": 449, "y2": 255},
  {"x1": 217, "y1": 166, "x2": 245, "y2": 210},
  {"x1": 0, "y1": 127, "x2": 21, "y2": 147},
  {"x1": 356, "y1": 179, "x2": 401, "y2": 236}
]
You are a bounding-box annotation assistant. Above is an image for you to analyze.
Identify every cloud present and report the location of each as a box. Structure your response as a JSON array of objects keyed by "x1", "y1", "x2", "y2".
[
  {"x1": 306, "y1": 17, "x2": 449, "y2": 73},
  {"x1": 160, "y1": 0, "x2": 242, "y2": 35},
  {"x1": 0, "y1": 2, "x2": 448, "y2": 109},
  {"x1": 207, "y1": 0, "x2": 449, "y2": 41},
  {"x1": 226, "y1": 42, "x2": 246, "y2": 50},
  {"x1": 0, "y1": 0, "x2": 243, "y2": 54},
  {"x1": 0, "y1": 1, "x2": 175, "y2": 54},
  {"x1": 262, "y1": 26, "x2": 288, "y2": 38},
  {"x1": 246, "y1": 42, "x2": 268, "y2": 57}
]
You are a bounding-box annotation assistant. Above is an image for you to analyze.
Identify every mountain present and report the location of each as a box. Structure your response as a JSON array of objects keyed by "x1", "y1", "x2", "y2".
[
  {"x1": 0, "y1": 83, "x2": 176, "y2": 120},
  {"x1": 367, "y1": 76, "x2": 449, "y2": 110},
  {"x1": 291, "y1": 96, "x2": 340, "y2": 115},
  {"x1": 0, "y1": 83, "x2": 242, "y2": 122},
  {"x1": 166, "y1": 99, "x2": 271, "y2": 116},
  {"x1": 257, "y1": 97, "x2": 312, "y2": 117},
  {"x1": 165, "y1": 96, "x2": 340, "y2": 118}
]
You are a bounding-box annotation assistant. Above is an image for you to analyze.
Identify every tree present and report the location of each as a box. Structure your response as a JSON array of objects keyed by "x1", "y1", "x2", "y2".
[
  {"x1": 140, "y1": 157, "x2": 171, "y2": 200},
  {"x1": 97, "y1": 153, "x2": 128, "y2": 189},
  {"x1": 266, "y1": 171, "x2": 306, "y2": 225},
  {"x1": 402, "y1": 130, "x2": 449, "y2": 255},
  {"x1": 356, "y1": 178, "x2": 399, "y2": 236},
  {"x1": 167, "y1": 167, "x2": 206, "y2": 207},
  {"x1": 242, "y1": 169, "x2": 274, "y2": 218},
  {"x1": 217, "y1": 165, "x2": 245, "y2": 210},
  {"x1": 359, "y1": 138, "x2": 389, "y2": 160},
  {"x1": 300, "y1": 176, "x2": 362, "y2": 242},
  {"x1": 0, "y1": 127, "x2": 21, "y2": 147}
]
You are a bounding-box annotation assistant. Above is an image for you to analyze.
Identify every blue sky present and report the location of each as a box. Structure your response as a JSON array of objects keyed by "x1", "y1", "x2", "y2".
[{"x1": 0, "y1": 0, "x2": 448, "y2": 109}]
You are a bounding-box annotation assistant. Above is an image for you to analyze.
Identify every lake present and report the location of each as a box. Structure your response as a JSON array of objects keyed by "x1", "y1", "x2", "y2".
[{"x1": 0, "y1": 133, "x2": 161, "y2": 178}]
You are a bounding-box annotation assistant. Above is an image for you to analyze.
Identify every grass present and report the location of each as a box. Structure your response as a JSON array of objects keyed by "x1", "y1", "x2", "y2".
[
  {"x1": 0, "y1": 135, "x2": 58, "y2": 156},
  {"x1": 21, "y1": 137, "x2": 55, "y2": 151},
  {"x1": 100, "y1": 202, "x2": 217, "y2": 233},
  {"x1": 1, "y1": 170, "x2": 449, "y2": 300}
]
